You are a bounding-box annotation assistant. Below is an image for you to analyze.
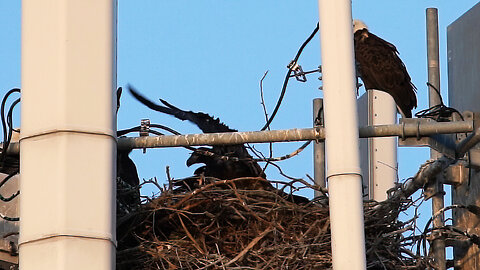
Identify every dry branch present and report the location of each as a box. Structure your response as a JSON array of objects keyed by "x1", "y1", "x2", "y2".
[{"x1": 117, "y1": 176, "x2": 427, "y2": 269}]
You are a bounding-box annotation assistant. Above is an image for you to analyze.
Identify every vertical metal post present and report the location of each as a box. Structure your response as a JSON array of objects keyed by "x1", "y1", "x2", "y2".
[
  {"x1": 426, "y1": 7, "x2": 446, "y2": 270},
  {"x1": 20, "y1": 1, "x2": 117, "y2": 269},
  {"x1": 318, "y1": 0, "x2": 367, "y2": 268},
  {"x1": 313, "y1": 98, "x2": 326, "y2": 196}
]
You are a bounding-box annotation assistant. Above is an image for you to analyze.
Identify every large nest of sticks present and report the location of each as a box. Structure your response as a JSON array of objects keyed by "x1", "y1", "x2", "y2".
[{"x1": 116, "y1": 177, "x2": 428, "y2": 269}]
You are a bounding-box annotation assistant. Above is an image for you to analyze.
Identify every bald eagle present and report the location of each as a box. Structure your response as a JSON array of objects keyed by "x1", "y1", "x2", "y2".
[
  {"x1": 116, "y1": 87, "x2": 141, "y2": 214},
  {"x1": 353, "y1": 20, "x2": 417, "y2": 118},
  {"x1": 128, "y1": 86, "x2": 311, "y2": 204},
  {"x1": 128, "y1": 86, "x2": 266, "y2": 180}
]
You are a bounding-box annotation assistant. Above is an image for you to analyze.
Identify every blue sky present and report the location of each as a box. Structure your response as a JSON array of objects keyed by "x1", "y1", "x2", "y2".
[
  {"x1": 1, "y1": 1, "x2": 479, "y2": 234},
  {"x1": 117, "y1": 1, "x2": 479, "y2": 198}
]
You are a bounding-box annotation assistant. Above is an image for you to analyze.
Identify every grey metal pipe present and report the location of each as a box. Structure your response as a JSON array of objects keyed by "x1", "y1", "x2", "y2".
[
  {"x1": 313, "y1": 98, "x2": 326, "y2": 192},
  {"x1": 3, "y1": 120, "x2": 473, "y2": 154},
  {"x1": 456, "y1": 127, "x2": 480, "y2": 158},
  {"x1": 427, "y1": 9, "x2": 443, "y2": 109},
  {"x1": 359, "y1": 120, "x2": 472, "y2": 139},
  {"x1": 118, "y1": 120, "x2": 472, "y2": 150},
  {"x1": 117, "y1": 121, "x2": 472, "y2": 150},
  {"x1": 427, "y1": 8, "x2": 446, "y2": 270},
  {"x1": 119, "y1": 127, "x2": 321, "y2": 150}
]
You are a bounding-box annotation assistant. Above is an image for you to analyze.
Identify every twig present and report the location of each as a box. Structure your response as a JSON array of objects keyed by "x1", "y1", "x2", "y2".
[
  {"x1": 258, "y1": 70, "x2": 273, "y2": 173},
  {"x1": 255, "y1": 141, "x2": 311, "y2": 162},
  {"x1": 178, "y1": 213, "x2": 206, "y2": 255},
  {"x1": 225, "y1": 226, "x2": 273, "y2": 266}
]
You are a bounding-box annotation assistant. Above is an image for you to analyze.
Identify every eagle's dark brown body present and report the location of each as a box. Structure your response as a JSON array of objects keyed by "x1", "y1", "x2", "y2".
[{"x1": 354, "y1": 28, "x2": 417, "y2": 118}]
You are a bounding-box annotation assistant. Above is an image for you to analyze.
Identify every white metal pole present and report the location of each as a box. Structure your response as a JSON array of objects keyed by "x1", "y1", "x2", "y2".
[
  {"x1": 369, "y1": 90, "x2": 397, "y2": 201},
  {"x1": 317, "y1": 1, "x2": 367, "y2": 269},
  {"x1": 20, "y1": 1, "x2": 117, "y2": 269}
]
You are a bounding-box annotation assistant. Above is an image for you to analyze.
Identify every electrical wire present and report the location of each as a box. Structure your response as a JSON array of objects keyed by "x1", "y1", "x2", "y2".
[
  {"x1": 117, "y1": 125, "x2": 197, "y2": 152},
  {"x1": 2, "y1": 98, "x2": 20, "y2": 164},
  {"x1": 415, "y1": 82, "x2": 463, "y2": 121},
  {"x1": 118, "y1": 123, "x2": 182, "y2": 137},
  {"x1": 0, "y1": 89, "x2": 21, "y2": 173},
  {"x1": 260, "y1": 23, "x2": 319, "y2": 131},
  {"x1": 0, "y1": 88, "x2": 20, "y2": 162},
  {"x1": 415, "y1": 82, "x2": 474, "y2": 191}
]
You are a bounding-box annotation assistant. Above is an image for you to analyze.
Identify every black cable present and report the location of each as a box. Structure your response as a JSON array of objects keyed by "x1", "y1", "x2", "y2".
[
  {"x1": 0, "y1": 190, "x2": 19, "y2": 203},
  {"x1": 117, "y1": 124, "x2": 181, "y2": 137},
  {"x1": 6, "y1": 98, "x2": 20, "y2": 131},
  {"x1": 1, "y1": 89, "x2": 20, "y2": 145},
  {"x1": 118, "y1": 127, "x2": 164, "y2": 137},
  {"x1": 0, "y1": 89, "x2": 20, "y2": 166},
  {"x1": 0, "y1": 214, "x2": 18, "y2": 222},
  {"x1": 0, "y1": 170, "x2": 19, "y2": 203},
  {"x1": 415, "y1": 82, "x2": 463, "y2": 121},
  {"x1": 416, "y1": 83, "x2": 473, "y2": 187},
  {"x1": 117, "y1": 125, "x2": 196, "y2": 152},
  {"x1": 0, "y1": 170, "x2": 18, "y2": 189},
  {"x1": 2, "y1": 98, "x2": 21, "y2": 164},
  {"x1": 260, "y1": 23, "x2": 319, "y2": 131}
]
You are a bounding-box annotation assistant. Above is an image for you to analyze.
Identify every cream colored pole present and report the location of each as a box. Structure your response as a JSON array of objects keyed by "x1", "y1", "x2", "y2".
[
  {"x1": 317, "y1": 0, "x2": 367, "y2": 268},
  {"x1": 20, "y1": 1, "x2": 117, "y2": 269}
]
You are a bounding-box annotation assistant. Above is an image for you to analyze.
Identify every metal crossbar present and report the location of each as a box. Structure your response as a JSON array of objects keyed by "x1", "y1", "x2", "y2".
[{"x1": 2, "y1": 120, "x2": 474, "y2": 155}]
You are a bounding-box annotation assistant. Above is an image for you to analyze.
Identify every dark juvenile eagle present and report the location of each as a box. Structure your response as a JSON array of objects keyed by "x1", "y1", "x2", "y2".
[
  {"x1": 353, "y1": 20, "x2": 417, "y2": 118},
  {"x1": 128, "y1": 86, "x2": 266, "y2": 180},
  {"x1": 116, "y1": 87, "x2": 141, "y2": 213}
]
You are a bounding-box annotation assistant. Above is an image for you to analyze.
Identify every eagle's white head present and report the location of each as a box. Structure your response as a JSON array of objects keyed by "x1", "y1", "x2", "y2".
[{"x1": 353, "y1": 19, "x2": 368, "y2": 33}]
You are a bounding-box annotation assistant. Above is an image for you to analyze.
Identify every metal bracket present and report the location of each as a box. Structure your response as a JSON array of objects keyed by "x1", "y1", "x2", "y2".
[
  {"x1": 140, "y1": 119, "x2": 150, "y2": 137},
  {"x1": 443, "y1": 162, "x2": 468, "y2": 186},
  {"x1": 398, "y1": 118, "x2": 457, "y2": 159},
  {"x1": 399, "y1": 112, "x2": 480, "y2": 167},
  {"x1": 318, "y1": 66, "x2": 323, "y2": 91},
  {"x1": 455, "y1": 112, "x2": 480, "y2": 168},
  {"x1": 287, "y1": 60, "x2": 307, "y2": 82},
  {"x1": 140, "y1": 119, "x2": 150, "y2": 153}
]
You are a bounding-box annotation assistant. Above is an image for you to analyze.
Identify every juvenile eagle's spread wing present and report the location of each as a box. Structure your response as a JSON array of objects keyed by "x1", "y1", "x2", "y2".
[
  {"x1": 353, "y1": 24, "x2": 417, "y2": 118},
  {"x1": 128, "y1": 85, "x2": 266, "y2": 180}
]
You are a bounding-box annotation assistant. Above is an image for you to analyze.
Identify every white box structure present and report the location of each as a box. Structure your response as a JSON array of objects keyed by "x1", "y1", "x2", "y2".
[{"x1": 358, "y1": 90, "x2": 398, "y2": 201}]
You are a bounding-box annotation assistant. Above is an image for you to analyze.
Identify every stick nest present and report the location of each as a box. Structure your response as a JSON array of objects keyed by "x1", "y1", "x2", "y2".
[{"x1": 116, "y1": 177, "x2": 428, "y2": 269}]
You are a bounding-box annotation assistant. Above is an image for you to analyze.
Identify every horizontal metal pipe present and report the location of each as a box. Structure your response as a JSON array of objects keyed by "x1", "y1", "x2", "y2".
[
  {"x1": 118, "y1": 128, "x2": 322, "y2": 150},
  {"x1": 118, "y1": 120, "x2": 472, "y2": 150},
  {"x1": 359, "y1": 120, "x2": 473, "y2": 139},
  {"x1": 3, "y1": 120, "x2": 473, "y2": 154}
]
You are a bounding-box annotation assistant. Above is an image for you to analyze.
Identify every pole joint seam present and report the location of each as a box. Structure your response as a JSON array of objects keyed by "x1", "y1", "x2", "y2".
[
  {"x1": 19, "y1": 129, "x2": 117, "y2": 142},
  {"x1": 19, "y1": 234, "x2": 117, "y2": 247}
]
